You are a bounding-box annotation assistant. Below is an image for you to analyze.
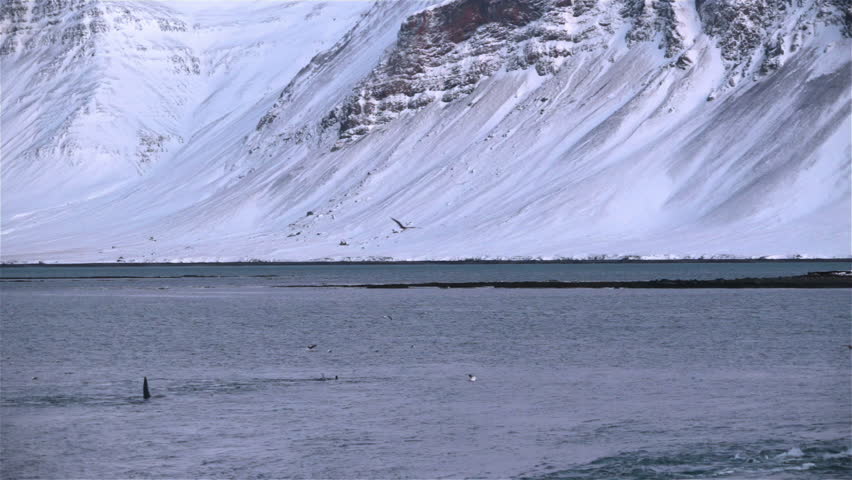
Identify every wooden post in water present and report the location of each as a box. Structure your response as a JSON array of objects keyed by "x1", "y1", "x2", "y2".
[{"x1": 143, "y1": 376, "x2": 151, "y2": 400}]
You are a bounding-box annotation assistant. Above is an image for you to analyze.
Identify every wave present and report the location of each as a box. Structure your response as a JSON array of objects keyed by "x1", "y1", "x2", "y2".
[{"x1": 520, "y1": 439, "x2": 851, "y2": 479}]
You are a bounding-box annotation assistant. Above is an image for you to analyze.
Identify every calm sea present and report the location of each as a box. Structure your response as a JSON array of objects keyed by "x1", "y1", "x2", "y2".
[
  {"x1": 1, "y1": 263, "x2": 850, "y2": 478},
  {"x1": 1, "y1": 260, "x2": 851, "y2": 284}
]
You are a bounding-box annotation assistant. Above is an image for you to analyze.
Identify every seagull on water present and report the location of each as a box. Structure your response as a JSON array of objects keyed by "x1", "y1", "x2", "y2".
[
  {"x1": 468, "y1": 374, "x2": 477, "y2": 382},
  {"x1": 307, "y1": 344, "x2": 317, "y2": 351}
]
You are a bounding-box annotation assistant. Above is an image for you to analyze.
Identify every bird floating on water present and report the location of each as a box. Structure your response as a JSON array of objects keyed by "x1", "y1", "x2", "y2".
[
  {"x1": 468, "y1": 374, "x2": 477, "y2": 382},
  {"x1": 307, "y1": 344, "x2": 317, "y2": 351}
]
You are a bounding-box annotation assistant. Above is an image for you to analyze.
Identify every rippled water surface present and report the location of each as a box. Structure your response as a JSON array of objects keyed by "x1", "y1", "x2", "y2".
[{"x1": 1, "y1": 264, "x2": 850, "y2": 478}]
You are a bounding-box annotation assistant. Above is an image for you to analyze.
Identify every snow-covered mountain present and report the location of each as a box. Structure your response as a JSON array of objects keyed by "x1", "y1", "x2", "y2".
[{"x1": 1, "y1": 0, "x2": 849, "y2": 262}]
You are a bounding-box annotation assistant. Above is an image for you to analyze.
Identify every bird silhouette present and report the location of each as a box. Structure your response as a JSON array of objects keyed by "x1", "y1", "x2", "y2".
[
  {"x1": 391, "y1": 217, "x2": 416, "y2": 231},
  {"x1": 307, "y1": 344, "x2": 317, "y2": 350}
]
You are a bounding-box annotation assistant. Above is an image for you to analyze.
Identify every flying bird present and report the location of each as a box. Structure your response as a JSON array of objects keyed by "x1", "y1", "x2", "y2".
[{"x1": 391, "y1": 217, "x2": 416, "y2": 231}]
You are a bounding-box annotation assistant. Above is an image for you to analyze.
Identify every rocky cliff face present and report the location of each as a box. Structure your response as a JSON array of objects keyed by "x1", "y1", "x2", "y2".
[
  {"x1": 1, "y1": 0, "x2": 189, "y2": 58},
  {"x1": 699, "y1": 0, "x2": 849, "y2": 80},
  {"x1": 254, "y1": 0, "x2": 848, "y2": 148},
  {"x1": 326, "y1": 0, "x2": 560, "y2": 144}
]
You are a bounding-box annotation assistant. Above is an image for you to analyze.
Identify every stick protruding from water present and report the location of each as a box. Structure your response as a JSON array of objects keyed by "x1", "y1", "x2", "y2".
[{"x1": 143, "y1": 376, "x2": 151, "y2": 400}]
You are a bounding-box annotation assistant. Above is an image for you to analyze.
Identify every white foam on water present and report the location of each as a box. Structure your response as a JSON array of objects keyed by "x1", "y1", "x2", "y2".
[
  {"x1": 822, "y1": 448, "x2": 852, "y2": 459},
  {"x1": 776, "y1": 447, "x2": 805, "y2": 458}
]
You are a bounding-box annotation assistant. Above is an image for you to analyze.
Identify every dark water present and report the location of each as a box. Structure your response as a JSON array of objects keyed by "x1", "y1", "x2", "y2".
[
  {"x1": 1, "y1": 261, "x2": 849, "y2": 285},
  {"x1": 1, "y1": 265, "x2": 850, "y2": 478}
]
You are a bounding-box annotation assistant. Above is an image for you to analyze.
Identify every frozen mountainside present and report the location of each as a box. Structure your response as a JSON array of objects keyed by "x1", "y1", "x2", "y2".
[
  {"x1": 0, "y1": 0, "x2": 380, "y2": 213},
  {"x1": 1, "y1": 0, "x2": 849, "y2": 262}
]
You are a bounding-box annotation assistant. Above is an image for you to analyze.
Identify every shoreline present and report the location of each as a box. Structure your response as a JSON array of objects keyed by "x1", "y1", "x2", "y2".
[
  {"x1": 2, "y1": 258, "x2": 851, "y2": 268},
  {"x1": 276, "y1": 272, "x2": 852, "y2": 289}
]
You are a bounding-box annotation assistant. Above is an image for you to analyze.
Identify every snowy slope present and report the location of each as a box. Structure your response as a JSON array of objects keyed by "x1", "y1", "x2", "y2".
[{"x1": 1, "y1": 0, "x2": 849, "y2": 262}]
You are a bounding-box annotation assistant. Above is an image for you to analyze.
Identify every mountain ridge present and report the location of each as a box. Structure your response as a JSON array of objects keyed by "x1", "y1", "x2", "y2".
[{"x1": 1, "y1": 0, "x2": 849, "y2": 263}]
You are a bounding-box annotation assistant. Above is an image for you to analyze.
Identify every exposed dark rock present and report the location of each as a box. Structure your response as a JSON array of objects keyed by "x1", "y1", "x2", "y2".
[
  {"x1": 622, "y1": 0, "x2": 683, "y2": 58},
  {"x1": 675, "y1": 52, "x2": 693, "y2": 69},
  {"x1": 251, "y1": 0, "x2": 849, "y2": 149},
  {"x1": 170, "y1": 51, "x2": 201, "y2": 75},
  {"x1": 573, "y1": 0, "x2": 596, "y2": 17},
  {"x1": 699, "y1": 0, "x2": 793, "y2": 73},
  {"x1": 136, "y1": 130, "x2": 176, "y2": 165},
  {"x1": 326, "y1": 0, "x2": 577, "y2": 144},
  {"x1": 156, "y1": 17, "x2": 187, "y2": 32}
]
